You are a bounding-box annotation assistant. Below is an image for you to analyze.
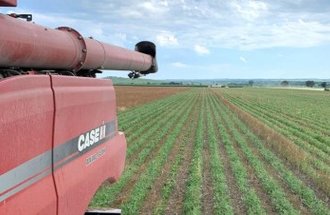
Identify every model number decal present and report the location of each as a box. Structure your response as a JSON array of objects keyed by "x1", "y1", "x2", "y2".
[
  {"x1": 78, "y1": 125, "x2": 106, "y2": 152},
  {"x1": 86, "y1": 147, "x2": 106, "y2": 166}
]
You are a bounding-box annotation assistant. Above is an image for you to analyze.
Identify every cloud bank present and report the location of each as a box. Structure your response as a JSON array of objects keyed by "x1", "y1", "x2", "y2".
[
  {"x1": 75, "y1": 0, "x2": 330, "y2": 50},
  {"x1": 13, "y1": 0, "x2": 330, "y2": 51}
]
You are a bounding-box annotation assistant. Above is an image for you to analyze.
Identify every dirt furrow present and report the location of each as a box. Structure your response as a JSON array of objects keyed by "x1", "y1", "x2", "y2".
[{"x1": 201, "y1": 98, "x2": 215, "y2": 214}]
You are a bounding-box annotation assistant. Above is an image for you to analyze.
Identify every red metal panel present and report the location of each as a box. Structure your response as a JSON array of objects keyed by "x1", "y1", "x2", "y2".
[
  {"x1": 0, "y1": 0, "x2": 17, "y2": 6},
  {"x1": 0, "y1": 75, "x2": 56, "y2": 214},
  {"x1": 51, "y1": 76, "x2": 126, "y2": 215}
]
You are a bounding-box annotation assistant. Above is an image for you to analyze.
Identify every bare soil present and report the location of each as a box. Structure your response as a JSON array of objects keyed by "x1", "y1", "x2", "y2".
[
  {"x1": 115, "y1": 86, "x2": 188, "y2": 111},
  {"x1": 201, "y1": 111, "x2": 215, "y2": 214}
]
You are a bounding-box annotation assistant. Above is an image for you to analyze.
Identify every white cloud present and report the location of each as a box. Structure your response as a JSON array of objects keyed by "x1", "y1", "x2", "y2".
[
  {"x1": 139, "y1": 1, "x2": 169, "y2": 14},
  {"x1": 171, "y1": 62, "x2": 189, "y2": 68},
  {"x1": 231, "y1": 1, "x2": 268, "y2": 21},
  {"x1": 156, "y1": 32, "x2": 178, "y2": 47},
  {"x1": 240, "y1": 57, "x2": 247, "y2": 63},
  {"x1": 194, "y1": 44, "x2": 210, "y2": 55}
]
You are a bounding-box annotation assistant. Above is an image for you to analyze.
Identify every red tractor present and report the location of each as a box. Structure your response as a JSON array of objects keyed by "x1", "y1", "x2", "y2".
[{"x1": 0, "y1": 0, "x2": 157, "y2": 214}]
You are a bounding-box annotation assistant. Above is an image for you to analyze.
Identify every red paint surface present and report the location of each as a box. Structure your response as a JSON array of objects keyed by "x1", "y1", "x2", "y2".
[
  {"x1": 0, "y1": 75, "x2": 57, "y2": 214},
  {"x1": 0, "y1": 75, "x2": 126, "y2": 214},
  {"x1": 0, "y1": 14, "x2": 152, "y2": 72},
  {"x1": 0, "y1": 0, "x2": 16, "y2": 6},
  {"x1": 51, "y1": 76, "x2": 126, "y2": 214}
]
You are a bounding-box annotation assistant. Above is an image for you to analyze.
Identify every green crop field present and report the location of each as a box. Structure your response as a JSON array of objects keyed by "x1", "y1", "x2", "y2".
[{"x1": 90, "y1": 87, "x2": 330, "y2": 214}]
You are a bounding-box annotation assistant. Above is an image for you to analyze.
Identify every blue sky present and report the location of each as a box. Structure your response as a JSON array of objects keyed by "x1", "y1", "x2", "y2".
[{"x1": 2, "y1": 0, "x2": 330, "y2": 79}]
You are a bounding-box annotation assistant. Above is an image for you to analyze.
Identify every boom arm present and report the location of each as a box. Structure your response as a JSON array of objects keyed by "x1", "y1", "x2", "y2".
[{"x1": 0, "y1": 0, "x2": 157, "y2": 78}]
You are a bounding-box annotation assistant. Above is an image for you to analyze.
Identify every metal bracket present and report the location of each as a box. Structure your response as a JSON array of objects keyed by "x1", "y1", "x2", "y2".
[{"x1": 128, "y1": 71, "x2": 142, "y2": 79}]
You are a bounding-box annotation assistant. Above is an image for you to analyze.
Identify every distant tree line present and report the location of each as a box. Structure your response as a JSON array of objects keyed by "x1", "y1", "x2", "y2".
[{"x1": 279, "y1": 80, "x2": 328, "y2": 90}]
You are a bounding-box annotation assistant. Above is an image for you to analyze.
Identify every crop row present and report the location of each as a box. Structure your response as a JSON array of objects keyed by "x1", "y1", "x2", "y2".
[
  {"x1": 120, "y1": 90, "x2": 195, "y2": 214},
  {"x1": 209, "y1": 91, "x2": 330, "y2": 214},
  {"x1": 225, "y1": 94, "x2": 330, "y2": 172},
  {"x1": 124, "y1": 94, "x2": 196, "y2": 161},
  {"x1": 210, "y1": 95, "x2": 270, "y2": 214},
  {"x1": 211, "y1": 90, "x2": 330, "y2": 212},
  {"x1": 204, "y1": 93, "x2": 233, "y2": 215},
  {"x1": 119, "y1": 91, "x2": 190, "y2": 130},
  {"x1": 152, "y1": 93, "x2": 201, "y2": 214},
  {"x1": 223, "y1": 93, "x2": 330, "y2": 149},
  {"x1": 90, "y1": 90, "x2": 197, "y2": 208},
  {"x1": 231, "y1": 94, "x2": 330, "y2": 136},
  {"x1": 219, "y1": 90, "x2": 330, "y2": 175},
  {"x1": 153, "y1": 111, "x2": 196, "y2": 214},
  {"x1": 223, "y1": 103, "x2": 330, "y2": 214},
  {"x1": 182, "y1": 90, "x2": 205, "y2": 215},
  {"x1": 222, "y1": 88, "x2": 330, "y2": 128}
]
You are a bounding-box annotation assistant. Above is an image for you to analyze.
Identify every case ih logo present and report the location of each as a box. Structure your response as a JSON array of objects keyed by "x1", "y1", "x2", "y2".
[{"x1": 78, "y1": 125, "x2": 107, "y2": 152}]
